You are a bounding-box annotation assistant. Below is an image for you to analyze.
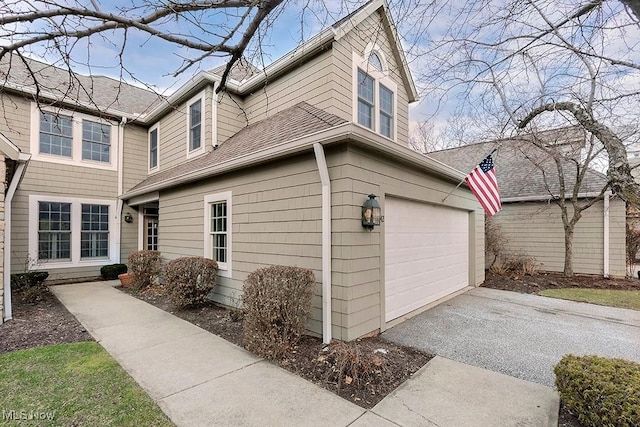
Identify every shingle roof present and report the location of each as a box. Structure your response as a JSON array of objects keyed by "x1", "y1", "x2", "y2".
[
  {"x1": 126, "y1": 102, "x2": 347, "y2": 195},
  {"x1": 428, "y1": 128, "x2": 609, "y2": 199},
  {"x1": 0, "y1": 54, "x2": 164, "y2": 117}
]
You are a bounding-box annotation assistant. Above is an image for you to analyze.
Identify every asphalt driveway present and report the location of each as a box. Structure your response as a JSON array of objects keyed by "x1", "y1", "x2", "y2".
[{"x1": 383, "y1": 287, "x2": 640, "y2": 386}]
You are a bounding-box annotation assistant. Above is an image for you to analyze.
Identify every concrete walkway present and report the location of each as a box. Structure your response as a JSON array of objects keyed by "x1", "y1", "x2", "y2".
[{"x1": 51, "y1": 282, "x2": 559, "y2": 427}]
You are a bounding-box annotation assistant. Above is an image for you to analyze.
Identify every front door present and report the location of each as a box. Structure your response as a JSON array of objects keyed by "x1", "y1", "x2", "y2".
[{"x1": 142, "y1": 205, "x2": 159, "y2": 251}]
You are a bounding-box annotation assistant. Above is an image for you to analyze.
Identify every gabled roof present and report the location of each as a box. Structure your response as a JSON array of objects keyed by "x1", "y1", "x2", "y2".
[
  {"x1": 0, "y1": 54, "x2": 164, "y2": 119},
  {"x1": 160, "y1": 0, "x2": 418, "y2": 122},
  {"x1": 428, "y1": 128, "x2": 609, "y2": 200},
  {"x1": 126, "y1": 102, "x2": 347, "y2": 196}
]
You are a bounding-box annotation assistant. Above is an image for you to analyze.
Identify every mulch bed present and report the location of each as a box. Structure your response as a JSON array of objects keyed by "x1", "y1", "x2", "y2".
[
  {"x1": 482, "y1": 270, "x2": 640, "y2": 294},
  {"x1": 0, "y1": 288, "x2": 93, "y2": 354},
  {"x1": 121, "y1": 285, "x2": 431, "y2": 409}
]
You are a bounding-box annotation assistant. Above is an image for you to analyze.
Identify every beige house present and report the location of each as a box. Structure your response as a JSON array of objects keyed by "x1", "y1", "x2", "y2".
[
  {"x1": 429, "y1": 132, "x2": 626, "y2": 278},
  {"x1": 0, "y1": 0, "x2": 486, "y2": 338}
]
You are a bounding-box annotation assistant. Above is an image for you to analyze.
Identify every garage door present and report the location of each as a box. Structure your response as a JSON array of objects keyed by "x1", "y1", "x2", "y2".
[{"x1": 385, "y1": 197, "x2": 469, "y2": 322}]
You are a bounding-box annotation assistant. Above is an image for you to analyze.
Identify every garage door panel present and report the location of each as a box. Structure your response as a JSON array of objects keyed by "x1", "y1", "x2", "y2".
[{"x1": 385, "y1": 197, "x2": 469, "y2": 322}]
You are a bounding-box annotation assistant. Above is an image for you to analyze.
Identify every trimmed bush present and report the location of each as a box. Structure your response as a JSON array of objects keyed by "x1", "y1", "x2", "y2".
[
  {"x1": 555, "y1": 355, "x2": 640, "y2": 427},
  {"x1": 128, "y1": 250, "x2": 162, "y2": 290},
  {"x1": 242, "y1": 265, "x2": 315, "y2": 360},
  {"x1": 11, "y1": 271, "x2": 49, "y2": 303},
  {"x1": 164, "y1": 257, "x2": 218, "y2": 308},
  {"x1": 100, "y1": 263, "x2": 128, "y2": 280}
]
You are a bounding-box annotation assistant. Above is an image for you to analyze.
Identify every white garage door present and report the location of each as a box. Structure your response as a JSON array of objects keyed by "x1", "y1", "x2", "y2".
[{"x1": 385, "y1": 197, "x2": 469, "y2": 322}]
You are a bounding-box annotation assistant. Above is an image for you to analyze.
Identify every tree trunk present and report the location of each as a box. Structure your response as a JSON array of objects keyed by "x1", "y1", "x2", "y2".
[{"x1": 564, "y1": 224, "x2": 575, "y2": 277}]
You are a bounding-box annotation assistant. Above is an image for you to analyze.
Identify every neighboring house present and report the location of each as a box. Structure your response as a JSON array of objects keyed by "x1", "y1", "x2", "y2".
[
  {"x1": 429, "y1": 128, "x2": 626, "y2": 278},
  {"x1": 0, "y1": 0, "x2": 485, "y2": 341}
]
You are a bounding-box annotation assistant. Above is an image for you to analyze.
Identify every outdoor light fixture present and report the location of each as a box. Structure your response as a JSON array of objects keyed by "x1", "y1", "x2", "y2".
[
  {"x1": 124, "y1": 212, "x2": 134, "y2": 223},
  {"x1": 361, "y1": 194, "x2": 382, "y2": 230}
]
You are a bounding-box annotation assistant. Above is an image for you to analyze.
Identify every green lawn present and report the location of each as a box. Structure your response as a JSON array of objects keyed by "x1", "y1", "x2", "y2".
[
  {"x1": 539, "y1": 288, "x2": 640, "y2": 311},
  {"x1": 0, "y1": 342, "x2": 173, "y2": 426}
]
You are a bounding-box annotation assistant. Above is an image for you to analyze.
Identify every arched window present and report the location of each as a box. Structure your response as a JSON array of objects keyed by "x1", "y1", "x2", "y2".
[{"x1": 368, "y1": 52, "x2": 383, "y2": 71}]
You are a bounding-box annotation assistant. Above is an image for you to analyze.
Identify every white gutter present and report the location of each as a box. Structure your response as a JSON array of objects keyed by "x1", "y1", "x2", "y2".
[
  {"x1": 501, "y1": 192, "x2": 609, "y2": 203},
  {"x1": 603, "y1": 193, "x2": 610, "y2": 278},
  {"x1": 4, "y1": 155, "x2": 30, "y2": 321},
  {"x1": 313, "y1": 143, "x2": 332, "y2": 345},
  {"x1": 123, "y1": 124, "x2": 466, "y2": 200},
  {"x1": 113, "y1": 117, "x2": 127, "y2": 264}
]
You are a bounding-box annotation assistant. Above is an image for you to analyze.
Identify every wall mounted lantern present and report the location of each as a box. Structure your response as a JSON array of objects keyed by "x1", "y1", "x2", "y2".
[
  {"x1": 361, "y1": 194, "x2": 382, "y2": 230},
  {"x1": 124, "y1": 212, "x2": 134, "y2": 223}
]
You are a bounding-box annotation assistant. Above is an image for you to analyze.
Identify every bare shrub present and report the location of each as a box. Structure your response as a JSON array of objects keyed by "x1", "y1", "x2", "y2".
[
  {"x1": 128, "y1": 250, "x2": 162, "y2": 290},
  {"x1": 242, "y1": 265, "x2": 315, "y2": 360},
  {"x1": 326, "y1": 341, "x2": 386, "y2": 392},
  {"x1": 490, "y1": 253, "x2": 537, "y2": 277},
  {"x1": 486, "y1": 217, "x2": 507, "y2": 269},
  {"x1": 164, "y1": 257, "x2": 218, "y2": 308}
]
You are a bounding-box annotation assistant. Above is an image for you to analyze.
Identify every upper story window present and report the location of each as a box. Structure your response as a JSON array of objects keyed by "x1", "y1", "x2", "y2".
[
  {"x1": 82, "y1": 120, "x2": 111, "y2": 163},
  {"x1": 148, "y1": 124, "x2": 159, "y2": 172},
  {"x1": 40, "y1": 112, "x2": 73, "y2": 157},
  {"x1": 189, "y1": 100, "x2": 202, "y2": 151},
  {"x1": 357, "y1": 69, "x2": 375, "y2": 129},
  {"x1": 352, "y1": 48, "x2": 398, "y2": 141},
  {"x1": 369, "y1": 53, "x2": 383, "y2": 71},
  {"x1": 379, "y1": 84, "x2": 394, "y2": 139},
  {"x1": 31, "y1": 103, "x2": 118, "y2": 171},
  {"x1": 186, "y1": 91, "x2": 206, "y2": 159}
]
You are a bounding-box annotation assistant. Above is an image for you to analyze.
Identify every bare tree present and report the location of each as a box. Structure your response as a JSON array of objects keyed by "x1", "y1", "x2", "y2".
[
  {"x1": 413, "y1": 0, "x2": 640, "y2": 207},
  {"x1": 523, "y1": 128, "x2": 609, "y2": 276},
  {"x1": 0, "y1": 0, "x2": 288, "y2": 94},
  {"x1": 409, "y1": 121, "x2": 441, "y2": 153}
]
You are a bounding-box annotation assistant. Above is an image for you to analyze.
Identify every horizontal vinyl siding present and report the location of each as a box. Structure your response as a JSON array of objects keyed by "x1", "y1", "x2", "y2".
[
  {"x1": 157, "y1": 85, "x2": 214, "y2": 170},
  {"x1": 493, "y1": 198, "x2": 626, "y2": 277},
  {"x1": 120, "y1": 201, "x2": 139, "y2": 263},
  {"x1": 334, "y1": 11, "x2": 410, "y2": 146},
  {"x1": 243, "y1": 50, "x2": 334, "y2": 123},
  {"x1": 0, "y1": 94, "x2": 31, "y2": 151},
  {"x1": 329, "y1": 145, "x2": 483, "y2": 340},
  {"x1": 216, "y1": 91, "x2": 247, "y2": 145},
  {"x1": 12, "y1": 162, "x2": 118, "y2": 279},
  {"x1": 1, "y1": 94, "x2": 120, "y2": 279},
  {"x1": 159, "y1": 153, "x2": 325, "y2": 335},
  {"x1": 122, "y1": 124, "x2": 150, "y2": 193},
  {"x1": 608, "y1": 198, "x2": 626, "y2": 277}
]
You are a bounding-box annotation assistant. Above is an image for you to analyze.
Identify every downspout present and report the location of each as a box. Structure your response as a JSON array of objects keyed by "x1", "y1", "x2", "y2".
[
  {"x1": 4, "y1": 156, "x2": 30, "y2": 321},
  {"x1": 115, "y1": 117, "x2": 127, "y2": 263},
  {"x1": 603, "y1": 192, "x2": 610, "y2": 278},
  {"x1": 313, "y1": 143, "x2": 332, "y2": 345}
]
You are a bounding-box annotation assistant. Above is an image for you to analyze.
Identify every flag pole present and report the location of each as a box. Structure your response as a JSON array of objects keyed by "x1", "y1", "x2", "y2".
[{"x1": 441, "y1": 148, "x2": 498, "y2": 204}]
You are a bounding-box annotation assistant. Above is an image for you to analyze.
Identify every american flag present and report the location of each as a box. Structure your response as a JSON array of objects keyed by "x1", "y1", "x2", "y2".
[{"x1": 465, "y1": 155, "x2": 501, "y2": 216}]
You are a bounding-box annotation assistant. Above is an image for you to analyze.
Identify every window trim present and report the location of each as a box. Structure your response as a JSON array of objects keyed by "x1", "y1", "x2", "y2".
[
  {"x1": 352, "y1": 50, "x2": 398, "y2": 141},
  {"x1": 28, "y1": 195, "x2": 118, "y2": 269},
  {"x1": 148, "y1": 123, "x2": 160, "y2": 173},
  {"x1": 30, "y1": 103, "x2": 118, "y2": 170},
  {"x1": 203, "y1": 191, "x2": 232, "y2": 278},
  {"x1": 186, "y1": 91, "x2": 206, "y2": 159}
]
